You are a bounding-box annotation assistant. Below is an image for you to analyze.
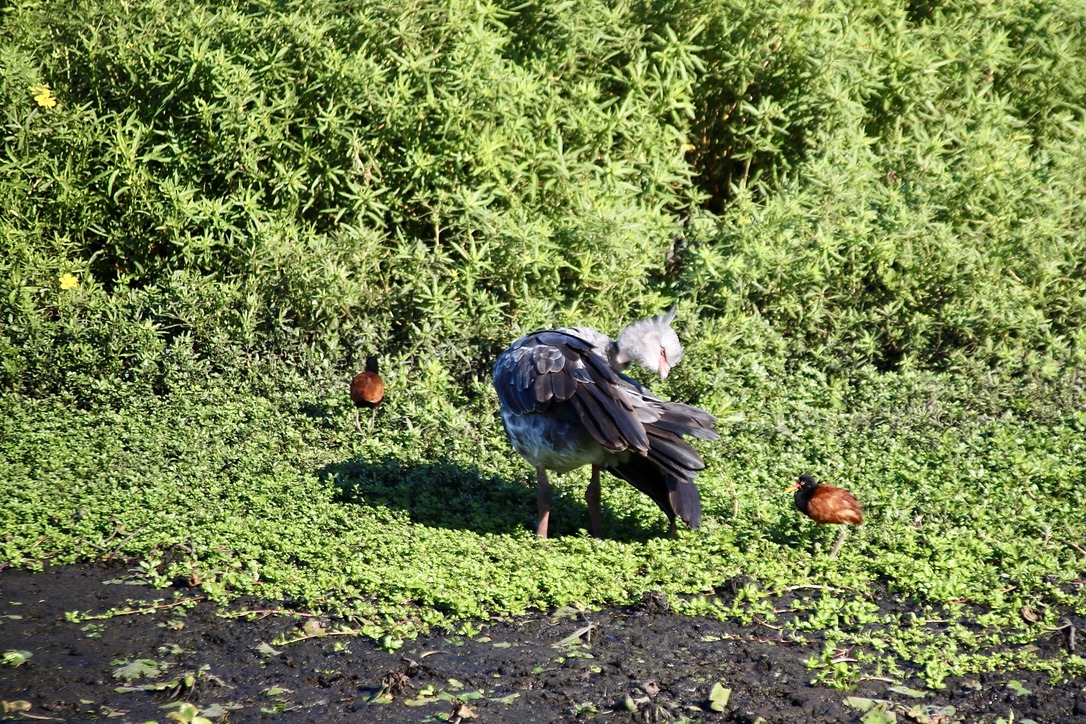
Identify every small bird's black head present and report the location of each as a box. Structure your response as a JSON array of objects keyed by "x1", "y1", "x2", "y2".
[
  {"x1": 365, "y1": 355, "x2": 379, "y2": 374},
  {"x1": 792, "y1": 475, "x2": 819, "y2": 511}
]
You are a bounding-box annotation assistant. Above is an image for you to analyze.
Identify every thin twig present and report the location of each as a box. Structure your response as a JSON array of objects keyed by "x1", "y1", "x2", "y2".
[
  {"x1": 1049, "y1": 618, "x2": 1077, "y2": 654},
  {"x1": 279, "y1": 628, "x2": 362, "y2": 646},
  {"x1": 106, "y1": 526, "x2": 146, "y2": 558},
  {"x1": 74, "y1": 596, "x2": 205, "y2": 621},
  {"x1": 552, "y1": 623, "x2": 596, "y2": 648},
  {"x1": 223, "y1": 608, "x2": 321, "y2": 620},
  {"x1": 715, "y1": 633, "x2": 801, "y2": 645}
]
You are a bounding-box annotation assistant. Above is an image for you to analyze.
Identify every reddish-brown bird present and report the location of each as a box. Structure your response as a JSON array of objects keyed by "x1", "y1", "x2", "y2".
[
  {"x1": 792, "y1": 475, "x2": 863, "y2": 557},
  {"x1": 350, "y1": 355, "x2": 384, "y2": 432}
]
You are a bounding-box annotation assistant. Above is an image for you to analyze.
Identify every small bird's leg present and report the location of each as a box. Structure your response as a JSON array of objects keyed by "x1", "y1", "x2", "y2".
[
  {"x1": 585, "y1": 466, "x2": 602, "y2": 538},
  {"x1": 536, "y1": 468, "x2": 553, "y2": 539},
  {"x1": 828, "y1": 527, "x2": 849, "y2": 558},
  {"x1": 369, "y1": 407, "x2": 377, "y2": 431},
  {"x1": 355, "y1": 409, "x2": 364, "y2": 433}
]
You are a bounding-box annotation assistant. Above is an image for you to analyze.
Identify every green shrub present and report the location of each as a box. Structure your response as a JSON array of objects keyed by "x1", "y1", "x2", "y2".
[
  {"x1": 680, "y1": 0, "x2": 1086, "y2": 372},
  {"x1": 2, "y1": 0, "x2": 1084, "y2": 394},
  {"x1": 1, "y1": 0, "x2": 701, "y2": 396}
]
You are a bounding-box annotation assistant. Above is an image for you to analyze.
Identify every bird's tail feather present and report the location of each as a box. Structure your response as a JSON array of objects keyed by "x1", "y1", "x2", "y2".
[{"x1": 607, "y1": 455, "x2": 703, "y2": 530}]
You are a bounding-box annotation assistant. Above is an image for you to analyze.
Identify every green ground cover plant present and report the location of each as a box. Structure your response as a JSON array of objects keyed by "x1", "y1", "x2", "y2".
[
  {"x1": 2, "y1": 0, "x2": 1085, "y2": 690},
  {"x1": 1, "y1": 366, "x2": 1084, "y2": 686}
]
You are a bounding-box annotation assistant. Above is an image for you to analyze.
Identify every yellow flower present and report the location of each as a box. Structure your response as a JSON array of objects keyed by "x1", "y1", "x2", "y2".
[
  {"x1": 59, "y1": 273, "x2": 79, "y2": 290},
  {"x1": 31, "y1": 84, "x2": 57, "y2": 108}
]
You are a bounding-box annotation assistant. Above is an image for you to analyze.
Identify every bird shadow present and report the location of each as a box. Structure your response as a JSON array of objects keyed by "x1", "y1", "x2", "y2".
[
  {"x1": 764, "y1": 510, "x2": 813, "y2": 548},
  {"x1": 319, "y1": 455, "x2": 534, "y2": 535},
  {"x1": 319, "y1": 456, "x2": 674, "y2": 541}
]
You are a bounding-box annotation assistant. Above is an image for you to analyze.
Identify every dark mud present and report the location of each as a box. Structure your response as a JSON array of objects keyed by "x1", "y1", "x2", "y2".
[{"x1": 1, "y1": 564, "x2": 1083, "y2": 723}]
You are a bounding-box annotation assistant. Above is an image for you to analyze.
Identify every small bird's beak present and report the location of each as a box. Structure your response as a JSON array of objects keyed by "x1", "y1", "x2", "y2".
[{"x1": 788, "y1": 479, "x2": 801, "y2": 491}]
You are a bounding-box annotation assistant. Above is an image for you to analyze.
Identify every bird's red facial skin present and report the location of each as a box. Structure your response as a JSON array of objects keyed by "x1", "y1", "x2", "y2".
[{"x1": 659, "y1": 349, "x2": 671, "y2": 379}]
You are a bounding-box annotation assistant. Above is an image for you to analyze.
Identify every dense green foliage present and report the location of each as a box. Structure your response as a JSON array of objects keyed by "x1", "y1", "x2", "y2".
[
  {"x1": 2, "y1": 0, "x2": 1085, "y2": 690},
  {"x1": 3, "y1": 0, "x2": 1085, "y2": 394},
  {"x1": 681, "y1": 0, "x2": 1086, "y2": 372}
]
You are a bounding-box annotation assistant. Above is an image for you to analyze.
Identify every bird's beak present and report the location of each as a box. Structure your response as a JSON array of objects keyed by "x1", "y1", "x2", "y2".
[
  {"x1": 659, "y1": 350, "x2": 671, "y2": 379},
  {"x1": 788, "y1": 479, "x2": 801, "y2": 491}
]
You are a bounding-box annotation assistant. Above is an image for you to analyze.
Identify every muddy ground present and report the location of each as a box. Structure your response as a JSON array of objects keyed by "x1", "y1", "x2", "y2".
[{"x1": 1, "y1": 563, "x2": 1083, "y2": 723}]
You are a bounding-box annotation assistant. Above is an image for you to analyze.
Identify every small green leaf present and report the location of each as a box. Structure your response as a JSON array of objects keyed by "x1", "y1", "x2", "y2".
[
  {"x1": 887, "y1": 685, "x2": 927, "y2": 699},
  {"x1": 709, "y1": 682, "x2": 731, "y2": 712},
  {"x1": 846, "y1": 697, "x2": 877, "y2": 712},
  {"x1": 1006, "y1": 680, "x2": 1032, "y2": 696},
  {"x1": 1, "y1": 650, "x2": 32, "y2": 667},
  {"x1": 403, "y1": 696, "x2": 437, "y2": 707},
  {"x1": 860, "y1": 709, "x2": 897, "y2": 724},
  {"x1": 112, "y1": 659, "x2": 160, "y2": 681}
]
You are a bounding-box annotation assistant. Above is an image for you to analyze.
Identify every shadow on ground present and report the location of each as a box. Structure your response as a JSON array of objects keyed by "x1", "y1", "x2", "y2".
[{"x1": 319, "y1": 456, "x2": 681, "y2": 542}]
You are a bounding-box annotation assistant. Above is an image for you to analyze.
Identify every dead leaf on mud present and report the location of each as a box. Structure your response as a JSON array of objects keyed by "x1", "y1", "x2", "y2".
[
  {"x1": 255, "y1": 642, "x2": 283, "y2": 656},
  {"x1": 1021, "y1": 605, "x2": 1040, "y2": 623},
  {"x1": 302, "y1": 619, "x2": 325, "y2": 636},
  {"x1": 449, "y1": 702, "x2": 477, "y2": 721}
]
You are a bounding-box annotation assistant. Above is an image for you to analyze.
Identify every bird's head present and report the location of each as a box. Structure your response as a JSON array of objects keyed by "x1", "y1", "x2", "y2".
[
  {"x1": 608, "y1": 305, "x2": 684, "y2": 380},
  {"x1": 792, "y1": 475, "x2": 819, "y2": 492}
]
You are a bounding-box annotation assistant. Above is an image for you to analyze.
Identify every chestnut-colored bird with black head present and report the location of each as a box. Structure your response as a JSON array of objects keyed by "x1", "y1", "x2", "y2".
[
  {"x1": 351, "y1": 355, "x2": 384, "y2": 432},
  {"x1": 792, "y1": 475, "x2": 863, "y2": 557}
]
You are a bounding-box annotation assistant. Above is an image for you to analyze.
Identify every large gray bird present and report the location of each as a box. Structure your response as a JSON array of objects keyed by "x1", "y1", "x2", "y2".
[{"x1": 492, "y1": 309, "x2": 718, "y2": 539}]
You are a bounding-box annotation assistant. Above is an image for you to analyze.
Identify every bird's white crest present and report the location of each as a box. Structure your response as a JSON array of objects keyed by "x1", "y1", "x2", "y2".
[{"x1": 609, "y1": 305, "x2": 683, "y2": 379}]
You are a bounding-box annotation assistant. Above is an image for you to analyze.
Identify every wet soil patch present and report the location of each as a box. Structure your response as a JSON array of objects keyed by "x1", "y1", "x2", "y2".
[{"x1": 1, "y1": 564, "x2": 1083, "y2": 722}]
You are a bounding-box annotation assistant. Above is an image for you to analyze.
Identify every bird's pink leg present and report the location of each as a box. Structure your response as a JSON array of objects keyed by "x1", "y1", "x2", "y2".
[
  {"x1": 586, "y1": 466, "x2": 602, "y2": 538},
  {"x1": 536, "y1": 468, "x2": 552, "y2": 539},
  {"x1": 355, "y1": 409, "x2": 364, "y2": 433}
]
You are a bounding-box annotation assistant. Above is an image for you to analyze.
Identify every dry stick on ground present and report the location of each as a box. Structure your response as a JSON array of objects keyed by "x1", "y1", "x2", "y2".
[
  {"x1": 552, "y1": 623, "x2": 596, "y2": 648},
  {"x1": 1050, "y1": 618, "x2": 1077, "y2": 653},
  {"x1": 73, "y1": 596, "x2": 205, "y2": 620},
  {"x1": 278, "y1": 627, "x2": 362, "y2": 646},
  {"x1": 222, "y1": 608, "x2": 323, "y2": 620}
]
